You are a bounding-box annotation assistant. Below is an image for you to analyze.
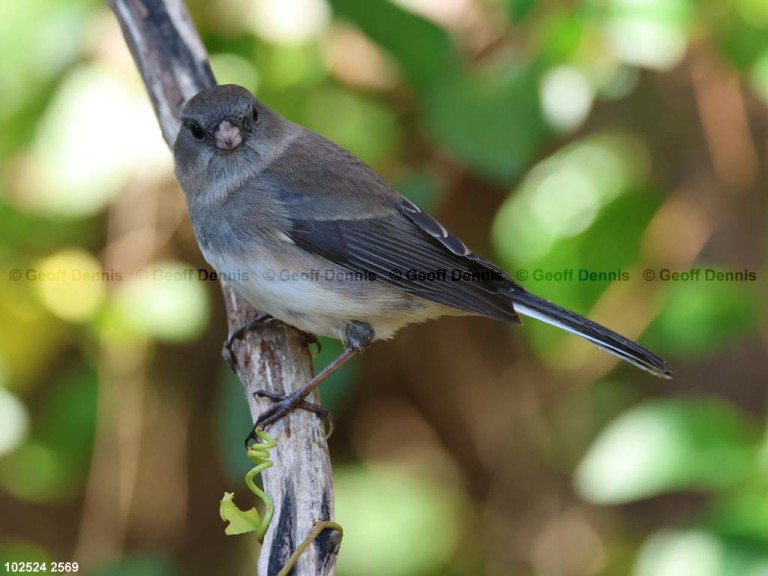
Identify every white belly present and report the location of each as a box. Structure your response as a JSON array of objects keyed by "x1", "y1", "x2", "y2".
[{"x1": 202, "y1": 244, "x2": 452, "y2": 342}]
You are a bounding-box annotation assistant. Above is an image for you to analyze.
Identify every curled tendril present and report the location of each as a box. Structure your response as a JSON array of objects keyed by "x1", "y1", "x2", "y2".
[
  {"x1": 220, "y1": 429, "x2": 344, "y2": 572},
  {"x1": 277, "y1": 521, "x2": 344, "y2": 576},
  {"x1": 220, "y1": 428, "x2": 276, "y2": 541}
]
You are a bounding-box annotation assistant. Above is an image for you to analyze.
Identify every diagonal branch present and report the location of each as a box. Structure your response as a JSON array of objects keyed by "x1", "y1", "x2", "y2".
[{"x1": 107, "y1": 0, "x2": 340, "y2": 573}]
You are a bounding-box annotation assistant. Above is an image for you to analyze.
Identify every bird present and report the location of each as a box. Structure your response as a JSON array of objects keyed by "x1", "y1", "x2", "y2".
[{"x1": 172, "y1": 84, "x2": 672, "y2": 439}]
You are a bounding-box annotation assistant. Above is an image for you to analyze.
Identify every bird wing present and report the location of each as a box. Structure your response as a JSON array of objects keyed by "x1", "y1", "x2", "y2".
[
  {"x1": 252, "y1": 127, "x2": 522, "y2": 323},
  {"x1": 286, "y1": 195, "x2": 523, "y2": 324}
]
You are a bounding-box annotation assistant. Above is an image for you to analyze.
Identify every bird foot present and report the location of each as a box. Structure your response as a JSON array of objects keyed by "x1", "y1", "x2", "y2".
[
  {"x1": 245, "y1": 390, "x2": 333, "y2": 446},
  {"x1": 223, "y1": 313, "x2": 274, "y2": 372}
]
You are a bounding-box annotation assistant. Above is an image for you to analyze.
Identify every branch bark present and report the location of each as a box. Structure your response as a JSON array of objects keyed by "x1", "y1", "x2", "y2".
[{"x1": 107, "y1": 1, "x2": 340, "y2": 573}]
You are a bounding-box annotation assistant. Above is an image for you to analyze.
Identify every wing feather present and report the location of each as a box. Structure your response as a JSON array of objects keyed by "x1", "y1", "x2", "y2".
[{"x1": 287, "y1": 199, "x2": 522, "y2": 323}]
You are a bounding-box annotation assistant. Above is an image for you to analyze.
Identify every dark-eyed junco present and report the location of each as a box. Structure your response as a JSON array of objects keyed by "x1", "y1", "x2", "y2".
[{"x1": 173, "y1": 84, "x2": 672, "y2": 437}]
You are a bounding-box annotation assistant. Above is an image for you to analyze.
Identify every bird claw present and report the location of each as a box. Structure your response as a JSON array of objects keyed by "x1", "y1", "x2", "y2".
[
  {"x1": 223, "y1": 313, "x2": 274, "y2": 373},
  {"x1": 244, "y1": 389, "x2": 333, "y2": 447}
]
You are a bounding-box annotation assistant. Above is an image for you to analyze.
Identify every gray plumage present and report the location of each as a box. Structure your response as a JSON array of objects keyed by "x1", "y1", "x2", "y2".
[{"x1": 173, "y1": 84, "x2": 672, "y2": 378}]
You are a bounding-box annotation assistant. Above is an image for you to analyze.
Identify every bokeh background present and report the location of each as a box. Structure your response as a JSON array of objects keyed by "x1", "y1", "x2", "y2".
[{"x1": 1, "y1": 0, "x2": 767, "y2": 574}]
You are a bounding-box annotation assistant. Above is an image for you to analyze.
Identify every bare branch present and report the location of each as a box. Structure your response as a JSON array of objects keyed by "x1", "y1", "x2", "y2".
[{"x1": 108, "y1": 0, "x2": 340, "y2": 573}]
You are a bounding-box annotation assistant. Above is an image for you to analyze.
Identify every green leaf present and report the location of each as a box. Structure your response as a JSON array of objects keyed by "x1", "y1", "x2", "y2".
[
  {"x1": 219, "y1": 492, "x2": 261, "y2": 536},
  {"x1": 575, "y1": 399, "x2": 758, "y2": 504}
]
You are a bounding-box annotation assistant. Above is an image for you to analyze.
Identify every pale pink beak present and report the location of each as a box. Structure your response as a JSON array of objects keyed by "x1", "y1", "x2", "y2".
[{"x1": 214, "y1": 120, "x2": 242, "y2": 150}]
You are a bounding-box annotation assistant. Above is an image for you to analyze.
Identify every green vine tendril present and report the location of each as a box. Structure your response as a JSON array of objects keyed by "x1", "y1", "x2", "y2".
[
  {"x1": 220, "y1": 428, "x2": 344, "y2": 571},
  {"x1": 220, "y1": 428, "x2": 276, "y2": 541},
  {"x1": 277, "y1": 521, "x2": 344, "y2": 576}
]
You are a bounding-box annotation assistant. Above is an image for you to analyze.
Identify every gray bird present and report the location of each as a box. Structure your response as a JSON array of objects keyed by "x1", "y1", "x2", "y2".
[{"x1": 173, "y1": 84, "x2": 672, "y2": 437}]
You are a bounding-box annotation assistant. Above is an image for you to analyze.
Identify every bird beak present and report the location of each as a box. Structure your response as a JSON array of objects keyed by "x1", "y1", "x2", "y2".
[{"x1": 214, "y1": 121, "x2": 242, "y2": 150}]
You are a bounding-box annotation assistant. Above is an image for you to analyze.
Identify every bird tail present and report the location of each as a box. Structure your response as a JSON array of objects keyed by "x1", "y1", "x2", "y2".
[{"x1": 509, "y1": 290, "x2": 673, "y2": 378}]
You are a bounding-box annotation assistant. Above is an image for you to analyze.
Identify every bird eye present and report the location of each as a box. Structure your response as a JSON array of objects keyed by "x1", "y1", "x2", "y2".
[
  {"x1": 251, "y1": 104, "x2": 259, "y2": 124},
  {"x1": 187, "y1": 121, "x2": 205, "y2": 140}
]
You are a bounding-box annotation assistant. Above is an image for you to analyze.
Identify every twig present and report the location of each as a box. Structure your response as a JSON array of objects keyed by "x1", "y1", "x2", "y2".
[{"x1": 107, "y1": 1, "x2": 340, "y2": 573}]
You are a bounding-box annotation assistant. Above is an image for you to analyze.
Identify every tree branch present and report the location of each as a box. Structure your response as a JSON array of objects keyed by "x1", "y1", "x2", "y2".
[{"x1": 107, "y1": 1, "x2": 340, "y2": 573}]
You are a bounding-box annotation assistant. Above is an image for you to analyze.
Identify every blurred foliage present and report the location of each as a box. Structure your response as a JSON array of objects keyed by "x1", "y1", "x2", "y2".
[
  {"x1": 0, "y1": 0, "x2": 766, "y2": 574},
  {"x1": 576, "y1": 399, "x2": 759, "y2": 503},
  {"x1": 90, "y1": 555, "x2": 174, "y2": 576},
  {"x1": 334, "y1": 464, "x2": 461, "y2": 576}
]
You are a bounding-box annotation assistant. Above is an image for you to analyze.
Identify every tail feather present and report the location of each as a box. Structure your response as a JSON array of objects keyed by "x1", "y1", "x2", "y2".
[{"x1": 510, "y1": 290, "x2": 673, "y2": 379}]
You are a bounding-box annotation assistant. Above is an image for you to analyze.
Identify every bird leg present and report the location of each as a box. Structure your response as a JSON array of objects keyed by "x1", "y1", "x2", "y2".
[
  {"x1": 245, "y1": 321, "x2": 373, "y2": 444},
  {"x1": 246, "y1": 347, "x2": 357, "y2": 445},
  {"x1": 254, "y1": 391, "x2": 335, "y2": 439}
]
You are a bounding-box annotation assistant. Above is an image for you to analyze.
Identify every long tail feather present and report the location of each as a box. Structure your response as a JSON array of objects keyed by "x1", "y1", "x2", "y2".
[{"x1": 510, "y1": 290, "x2": 673, "y2": 378}]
